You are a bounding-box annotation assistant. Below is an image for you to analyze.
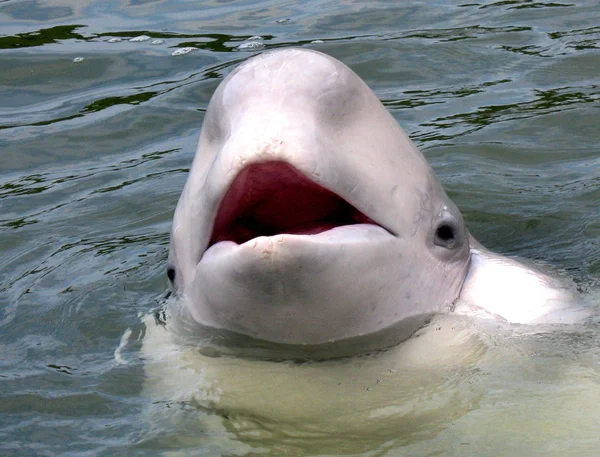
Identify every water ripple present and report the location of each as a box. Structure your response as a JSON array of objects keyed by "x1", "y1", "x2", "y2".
[
  {"x1": 0, "y1": 1, "x2": 598, "y2": 455},
  {"x1": 416, "y1": 85, "x2": 599, "y2": 142}
]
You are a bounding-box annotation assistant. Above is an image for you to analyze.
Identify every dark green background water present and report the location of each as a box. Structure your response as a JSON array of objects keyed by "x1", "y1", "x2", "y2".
[{"x1": 1, "y1": 1, "x2": 599, "y2": 456}]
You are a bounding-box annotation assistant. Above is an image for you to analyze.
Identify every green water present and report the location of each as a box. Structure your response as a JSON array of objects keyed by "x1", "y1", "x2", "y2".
[{"x1": 1, "y1": 1, "x2": 599, "y2": 456}]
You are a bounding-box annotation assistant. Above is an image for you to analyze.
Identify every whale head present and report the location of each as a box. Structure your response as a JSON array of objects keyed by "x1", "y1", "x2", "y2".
[{"x1": 167, "y1": 48, "x2": 471, "y2": 347}]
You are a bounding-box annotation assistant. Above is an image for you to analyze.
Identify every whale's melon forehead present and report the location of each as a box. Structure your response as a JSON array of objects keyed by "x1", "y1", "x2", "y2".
[{"x1": 217, "y1": 49, "x2": 365, "y2": 122}]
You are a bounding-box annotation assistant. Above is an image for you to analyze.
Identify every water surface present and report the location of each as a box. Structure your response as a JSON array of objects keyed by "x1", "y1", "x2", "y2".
[{"x1": 1, "y1": 0, "x2": 599, "y2": 456}]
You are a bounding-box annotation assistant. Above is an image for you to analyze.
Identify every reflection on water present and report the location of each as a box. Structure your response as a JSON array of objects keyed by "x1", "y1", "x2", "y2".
[
  {"x1": 0, "y1": 0, "x2": 598, "y2": 455},
  {"x1": 141, "y1": 312, "x2": 488, "y2": 455},
  {"x1": 140, "y1": 311, "x2": 600, "y2": 456}
]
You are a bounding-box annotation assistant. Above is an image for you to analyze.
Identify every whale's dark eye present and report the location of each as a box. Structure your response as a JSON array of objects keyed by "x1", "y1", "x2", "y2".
[
  {"x1": 434, "y1": 223, "x2": 457, "y2": 249},
  {"x1": 166, "y1": 265, "x2": 176, "y2": 283}
]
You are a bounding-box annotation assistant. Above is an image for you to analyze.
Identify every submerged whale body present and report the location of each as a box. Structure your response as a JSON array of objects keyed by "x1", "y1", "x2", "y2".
[{"x1": 166, "y1": 48, "x2": 585, "y2": 350}]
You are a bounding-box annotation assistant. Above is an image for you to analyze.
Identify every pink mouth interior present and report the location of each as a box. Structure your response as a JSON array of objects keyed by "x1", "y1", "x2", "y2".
[{"x1": 209, "y1": 161, "x2": 376, "y2": 247}]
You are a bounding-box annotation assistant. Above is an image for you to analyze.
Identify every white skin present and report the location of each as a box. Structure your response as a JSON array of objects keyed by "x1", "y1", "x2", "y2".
[{"x1": 167, "y1": 49, "x2": 585, "y2": 347}]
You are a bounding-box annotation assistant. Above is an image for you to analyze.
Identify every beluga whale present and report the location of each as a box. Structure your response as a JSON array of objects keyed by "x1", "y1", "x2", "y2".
[{"x1": 166, "y1": 48, "x2": 585, "y2": 354}]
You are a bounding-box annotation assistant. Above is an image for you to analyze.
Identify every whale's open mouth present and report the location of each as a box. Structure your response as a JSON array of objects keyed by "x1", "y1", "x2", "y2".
[{"x1": 208, "y1": 161, "x2": 376, "y2": 248}]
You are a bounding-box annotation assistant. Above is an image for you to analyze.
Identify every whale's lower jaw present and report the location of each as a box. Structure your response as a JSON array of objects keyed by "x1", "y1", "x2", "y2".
[
  {"x1": 201, "y1": 223, "x2": 391, "y2": 263},
  {"x1": 186, "y1": 227, "x2": 466, "y2": 346}
]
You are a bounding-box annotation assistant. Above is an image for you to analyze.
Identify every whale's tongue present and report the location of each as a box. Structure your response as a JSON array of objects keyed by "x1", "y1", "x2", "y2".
[{"x1": 209, "y1": 161, "x2": 374, "y2": 247}]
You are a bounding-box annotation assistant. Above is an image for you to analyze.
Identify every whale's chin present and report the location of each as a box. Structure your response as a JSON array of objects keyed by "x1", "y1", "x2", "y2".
[{"x1": 208, "y1": 161, "x2": 381, "y2": 249}]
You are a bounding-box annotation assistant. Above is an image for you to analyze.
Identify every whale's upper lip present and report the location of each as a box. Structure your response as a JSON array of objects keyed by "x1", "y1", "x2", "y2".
[{"x1": 207, "y1": 161, "x2": 382, "y2": 250}]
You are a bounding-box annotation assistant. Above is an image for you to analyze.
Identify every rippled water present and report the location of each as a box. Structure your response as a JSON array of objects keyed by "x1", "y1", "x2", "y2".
[{"x1": 1, "y1": 1, "x2": 599, "y2": 456}]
